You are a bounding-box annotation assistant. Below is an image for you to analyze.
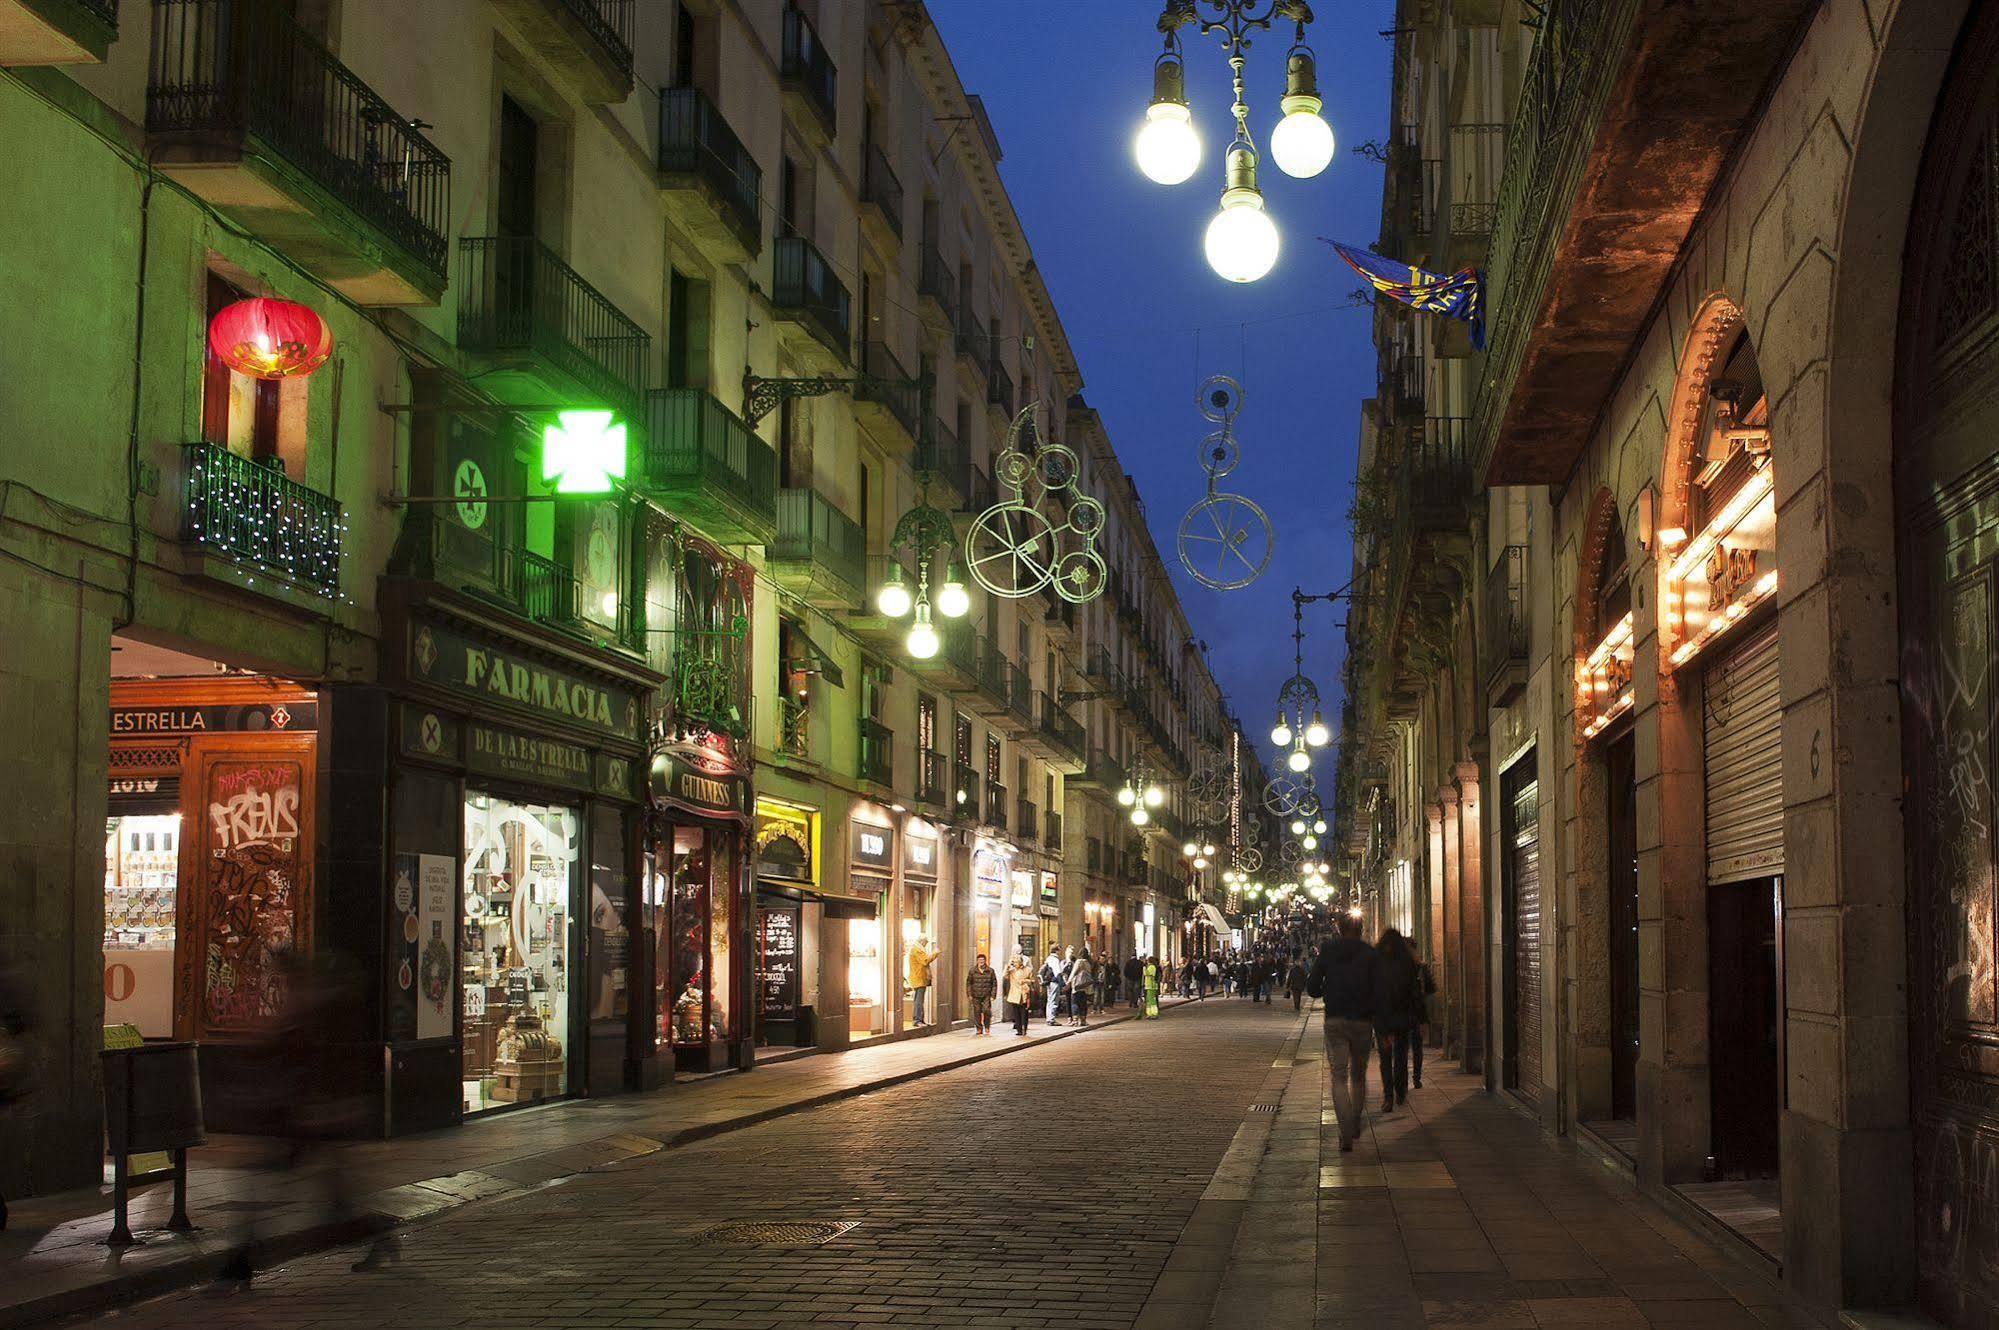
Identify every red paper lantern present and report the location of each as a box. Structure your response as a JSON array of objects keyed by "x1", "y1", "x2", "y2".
[{"x1": 207, "y1": 297, "x2": 333, "y2": 380}]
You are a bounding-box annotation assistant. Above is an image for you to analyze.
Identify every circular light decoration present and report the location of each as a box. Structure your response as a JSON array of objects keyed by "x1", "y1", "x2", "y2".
[
  {"x1": 1178, "y1": 375, "x2": 1271, "y2": 591},
  {"x1": 967, "y1": 404, "x2": 1107, "y2": 604},
  {"x1": 208, "y1": 297, "x2": 333, "y2": 379}
]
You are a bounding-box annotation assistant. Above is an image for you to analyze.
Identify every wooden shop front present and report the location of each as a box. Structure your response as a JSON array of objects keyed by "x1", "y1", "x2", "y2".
[{"x1": 380, "y1": 586, "x2": 657, "y2": 1130}]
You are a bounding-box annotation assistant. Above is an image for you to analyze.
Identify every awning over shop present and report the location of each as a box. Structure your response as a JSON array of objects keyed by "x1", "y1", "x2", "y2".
[
  {"x1": 756, "y1": 880, "x2": 878, "y2": 920},
  {"x1": 1197, "y1": 903, "x2": 1231, "y2": 933},
  {"x1": 782, "y1": 622, "x2": 845, "y2": 689}
]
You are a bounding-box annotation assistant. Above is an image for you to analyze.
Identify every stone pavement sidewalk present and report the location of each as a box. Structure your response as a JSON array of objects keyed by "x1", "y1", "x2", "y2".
[
  {"x1": 1134, "y1": 1009, "x2": 1827, "y2": 1330},
  {"x1": 1, "y1": 995, "x2": 1194, "y2": 1329}
]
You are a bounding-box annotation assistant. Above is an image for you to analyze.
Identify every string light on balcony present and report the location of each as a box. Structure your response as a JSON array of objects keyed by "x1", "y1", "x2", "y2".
[{"x1": 1138, "y1": 2, "x2": 1334, "y2": 283}]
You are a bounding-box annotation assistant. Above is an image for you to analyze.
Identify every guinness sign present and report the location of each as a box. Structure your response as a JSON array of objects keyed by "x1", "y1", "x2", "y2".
[{"x1": 650, "y1": 743, "x2": 748, "y2": 821}]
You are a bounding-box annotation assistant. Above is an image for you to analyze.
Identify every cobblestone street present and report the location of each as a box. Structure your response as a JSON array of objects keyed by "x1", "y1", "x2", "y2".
[{"x1": 81, "y1": 1002, "x2": 1824, "y2": 1330}]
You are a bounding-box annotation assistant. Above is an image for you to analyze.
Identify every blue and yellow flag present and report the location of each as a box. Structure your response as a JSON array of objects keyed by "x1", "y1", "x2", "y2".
[{"x1": 1325, "y1": 240, "x2": 1484, "y2": 349}]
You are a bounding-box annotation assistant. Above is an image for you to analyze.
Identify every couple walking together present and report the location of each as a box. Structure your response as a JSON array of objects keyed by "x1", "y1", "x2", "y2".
[{"x1": 1307, "y1": 916, "x2": 1431, "y2": 1151}]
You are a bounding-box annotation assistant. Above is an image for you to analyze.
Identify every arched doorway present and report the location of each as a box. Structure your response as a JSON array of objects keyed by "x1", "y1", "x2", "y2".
[{"x1": 1895, "y1": 5, "x2": 1999, "y2": 1323}]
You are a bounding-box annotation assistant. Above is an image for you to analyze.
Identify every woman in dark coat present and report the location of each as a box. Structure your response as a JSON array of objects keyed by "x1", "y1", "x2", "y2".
[{"x1": 1373, "y1": 929, "x2": 1425, "y2": 1112}]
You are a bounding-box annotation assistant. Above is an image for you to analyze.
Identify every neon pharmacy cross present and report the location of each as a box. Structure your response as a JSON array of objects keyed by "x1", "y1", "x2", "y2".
[{"x1": 541, "y1": 410, "x2": 628, "y2": 493}]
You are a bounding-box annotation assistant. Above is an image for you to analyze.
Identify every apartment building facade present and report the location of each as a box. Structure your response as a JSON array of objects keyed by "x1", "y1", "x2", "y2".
[
  {"x1": 1334, "y1": 0, "x2": 1999, "y2": 1324},
  {"x1": 0, "y1": 0, "x2": 1252, "y2": 1203}
]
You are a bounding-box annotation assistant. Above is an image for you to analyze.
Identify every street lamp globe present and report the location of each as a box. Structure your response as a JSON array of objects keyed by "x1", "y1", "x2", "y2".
[
  {"x1": 905, "y1": 603, "x2": 940, "y2": 659},
  {"x1": 1131, "y1": 806, "x2": 1152, "y2": 827},
  {"x1": 1285, "y1": 746, "x2": 1311, "y2": 773},
  {"x1": 1144, "y1": 784, "x2": 1165, "y2": 808},
  {"x1": 1136, "y1": 56, "x2": 1201, "y2": 186},
  {"x1": 1304, "y1": 711, "x2": 1330, "y2": 747},
  {"x1": 876, "y1": 564, "x2": 912, "y2": 618},
  {"x1": 1118, "y1": 785, "x2": 1137, "y2": 808},
  {"x1": 1183, "y1": 841, "x2": 1199, "y2": 857},
  {"x1": 1268, "y1": 51, "x2": 1334, "y2": 179},
  {"x1": 936, "y1": 563, "x2": 970, "y2": 618},
  {"x1": 1270, "y1": 714, "x2": 1293, "y2": 747},
  {"x1": 1206, "y1": 182, "x2": 1279, "y2": 283},
  {"x1": 1289, "y1": 818, "x2": 1306, "y2": 836}
]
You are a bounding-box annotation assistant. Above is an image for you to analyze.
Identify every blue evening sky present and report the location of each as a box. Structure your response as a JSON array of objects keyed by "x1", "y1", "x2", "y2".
[{"x1": 927, "y1": 0, "x2": 1392, "y2": 774}]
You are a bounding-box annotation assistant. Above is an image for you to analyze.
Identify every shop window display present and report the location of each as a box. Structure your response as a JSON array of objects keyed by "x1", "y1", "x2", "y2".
[
  {"x1": 103, "y1": 813, "x2": 180, "y2": 1038},
  {"x1": 849, "y1": 916, "x2": 883, "y2": 1037},
  {"x1": 663, "y1": 825, "x2": 736, "y2": 1049},
  {"x1": 461, "y1": 795, "x2": 578, "y2": 1114}
]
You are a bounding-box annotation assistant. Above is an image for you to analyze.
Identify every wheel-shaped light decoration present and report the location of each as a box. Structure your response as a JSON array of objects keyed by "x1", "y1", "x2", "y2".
[
  {"x1": 1236, "y1": 845, "x2": 1263, "y2": 873},
  {"x1": 1199, "y1": 374, "x2": 1244, "y2": 424},
  {"x1": 1200, "y1": 430, "x2": 1241, "y2": 479},
  {"x1": 967, "y1": 403, "x2": 1108, "y2": 604},
  {"x1": 208, "y1": 297, "x2": 333, "y2": 379},
  {"x1": 1179, "y1": 492, "x2": 1273, "y2": 590},
  {"x1": 1263, "y1": 773, "x2": 1310, "y2": 816},
  {"x1": 1279, "y1": 840, "x2": 1302, "y2": 865},
  {"x1": 1187, "y1": 769, "x2": 1224, "y2": 802}
]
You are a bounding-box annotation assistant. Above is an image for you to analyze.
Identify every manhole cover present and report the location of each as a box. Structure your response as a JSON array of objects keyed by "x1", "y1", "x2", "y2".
[
  {"x1": 1248, "y1": 1104, "x2": 1281, "y2": 1113},
  {"x1": 694, "y1": 1220, "x2": 856, "y2": 1247}
]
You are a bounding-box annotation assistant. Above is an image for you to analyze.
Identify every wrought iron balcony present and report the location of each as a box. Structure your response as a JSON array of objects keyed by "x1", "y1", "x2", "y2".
[
  {"x1": 2, "y1": 0, "x2": 117, "y2": 63},
  {"x1": 953, "y1": 763, "x2": 983, "y2": 822},
  {"x1": 1484, "y1": 543, "x2": 1529, "y2": 704},
  {"x1": 987, "y1": 781, "x2": 1009, "y2": 832},
  {"x1": 1086, "y1": 837, "x2": 1103, "y2": 873},
  {"x1": 146, "y1": 0, "x2": 449, "y2": 304},
  {"x1": 490, "y1": 0, "x2": 633, "y2": 103},
  {"x1": 987, "y1": 359, "x2": 1015, "y2": 417},
  {"x1": 1400, "y1": 416, "x2": 1474, "y2": 523},
  {"x1": 777, "y1": 694, "x2": 811, "y2": 759},
  {"x1": 780, "y1": 4, "x2": 836, "y2": 138},
  {"x1": 1035, "y1": 691, "x2": 1086, "y2": 765},
  {"x1": 659, "y1": 87, "x2": 761, "y2": 260},
  {"x1": 860, "y1": 143, "x2": 904, "y2": 247},
  {"x1": 858, "y1": 717, "x2": 894, "y2": 787},
  {"x1": 641, "y1": 388, "x2": 776, "y2": 545},
  {"x1": 457, "y1": 235, "x2": 650, "y2": 411},
  {"x1": 917, "y1": 749, "x2": 948, "y2": 808},
  {"x1": 918, "y1": 247, "x2": 956, "y2": 325},
  {"x1": 180, "y1": 442, "x2": 342, "y2": 597},
  {"x1": 1017, "y1": 799, "x2": 1039, "y2": 844},
  {"x1": 770, "y1": 488, "x2": 865, "y2": 607},
  {"x1": 956, "y1": 305, "x2": 990, "y2": 375},
  {"x1": 1072, "y1": 748, "x2": 1126, "y2": 792},
  {"x1": 855, "y1": 340, "x2": 924, "y2": 448},
  {"x1": 1446, "y1": 122, "x2": 1506, "y2": 241},
  {"x1": 917, "y1": 420, "x2": 970, "y2": 501},
  {"x1": 1045, "y1": 810, "x2": 1063, "y2": 853},
  {"x1": 772, "y1": 233, "x2": 851, "y2": 365}
]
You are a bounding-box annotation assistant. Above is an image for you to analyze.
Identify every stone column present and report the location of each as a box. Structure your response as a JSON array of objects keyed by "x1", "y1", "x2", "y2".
[
  {"x1": 1455, "y1": 762, "x2": 1486, "y2": 1074},
  {"x1": 1425, "y1": 804, "x2": 1448, "y2": 1047},
  {"x1": 1436, "y1": 793, "x2": 1461, "y2": 1058}
]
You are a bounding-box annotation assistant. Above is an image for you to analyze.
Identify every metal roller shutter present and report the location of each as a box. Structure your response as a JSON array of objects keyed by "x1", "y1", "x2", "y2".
[
  {"x1": 1703, "y1": 622, "x2": 1784, "y2": 883},
  {"x1": 1511, "y1": 775, "x2": 1543, "y2": 1105}
]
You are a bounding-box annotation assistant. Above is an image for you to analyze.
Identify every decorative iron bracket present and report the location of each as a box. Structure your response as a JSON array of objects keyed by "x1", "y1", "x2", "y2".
[{"x1": 741, "y1": 368, "x2": 934, "y2": 428}]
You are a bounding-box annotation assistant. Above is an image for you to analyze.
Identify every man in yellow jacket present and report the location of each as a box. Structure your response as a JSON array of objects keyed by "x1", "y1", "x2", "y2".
[{"x1": 905, "y1": 936, "x2": 940, "y2": 1026}]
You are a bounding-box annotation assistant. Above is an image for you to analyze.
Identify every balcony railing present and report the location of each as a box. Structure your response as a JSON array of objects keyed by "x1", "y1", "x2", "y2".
[
  {"x1": 1447, "y1": 122, "x2": 1507, "y2": 237},
  {"x1": 956, "y1": 305, "x2": 990, "y2": 370},
  {"x1": 670, "y1": 622, "x2": 749, "y2": 739},
  {"x1": 858, "y1": 717, "x2": 893, "y2": 786},
  {"x1": 1036, "y1": 691, "x2": 1085, "y2": 760},
  {"x1": 641, "y1": 388, "x2": 777, "y2": 542},
  {"x1": 1045, "y1": 810, "x2": 1063, "y2": 852},
  {"x1": 180, "y1": 442, "x2": 342, "y2": 596},
  {"x1": 987, "y1": 359, "x2": 1015, "y2": 416},
  {"x1": 917, "y1": 749, "x2": 947, "y2": 806},
  {"x1": 918, "y1": 246, "x2": 956, "y2": 324},
  {"x1": 147, "y1": 0, "x2": 450, "y2": 281},
  {"x1": 659, "y1": 86, "x2": 761, "y2": 254},
  {"x1": 1402, "y1": 416, "x2": 1473, "y2": 516},
  {"x1": 780, "y1": 5, "x2": 836, "y2": 133},
  {"x1": 987, "y1": 782, "x2": 1009, "y2": 831},
  {"x1": 777, "y1": 695, "x2": 811, "y2": 759},
  {"x1": 918, "y1": 420, "x2": 969, "y2": 496},
  {"x1": 1086, "y1": 837, "x2": 1103, "y2": 873},
  {"x1": 861, "y1": 143, "x2": 904, "y2": 241},
  {"x1": 1485, "y1": 543, "x2": 1529, "y2": 696},
  {"x1": 394, "y1": 505, "x2": 642, "y2": 652},
  {"x1": 953, "y1": 763, "x2": 982, "y2": 822},
  {"x1": 773, "y1": 488, "x2": 865, "y2": 594},
  {"x1": 857, "y1": 340, "x2": 924, "y2": 444},
  {"x1": 1077, "y1": 748, "x2": 1126, "y2": 791},
  {"x1": 457, "y1": 236, "x2": 650, "y2": 409},
  {"x1": 772, "y1": 233, "x2": 851, "y2": 360},
  {"x1": 1017, "y1": 800, "x2": 1038, "y2": 843},
  {"x1": 977, "y1": 638, "x2": 1019, "y2": 712},
  {"x1": 553, "y1": 0, "x2": 633, "y2": 81}
]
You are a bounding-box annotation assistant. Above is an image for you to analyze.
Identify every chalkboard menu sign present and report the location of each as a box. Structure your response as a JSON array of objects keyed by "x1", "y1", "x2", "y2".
[{"x1": 757, "y1": 907, "x2": 799, "y2": 1022}]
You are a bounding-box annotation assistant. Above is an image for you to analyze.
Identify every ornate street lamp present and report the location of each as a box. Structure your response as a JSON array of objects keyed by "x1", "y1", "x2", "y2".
[
  {"x1": 1118, "y1": 765, "x2": 1168, "y2": 827},
  {"x1": 1138, "y1": 1, "x2": 1334, "y2": 283},
  {"x1": 870, "y1": 484, "x2": 969, "y2": 660}
]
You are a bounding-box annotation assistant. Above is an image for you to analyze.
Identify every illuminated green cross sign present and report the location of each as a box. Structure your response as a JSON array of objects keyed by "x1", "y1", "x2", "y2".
[{"x1": 541, "y1": 410, "x2": 627, "y2": 494}]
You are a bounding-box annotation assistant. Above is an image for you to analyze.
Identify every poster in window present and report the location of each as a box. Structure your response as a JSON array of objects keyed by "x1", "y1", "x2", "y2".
[{"x1": 417, "y1": 853, "x2": 455, "y2": 1040}]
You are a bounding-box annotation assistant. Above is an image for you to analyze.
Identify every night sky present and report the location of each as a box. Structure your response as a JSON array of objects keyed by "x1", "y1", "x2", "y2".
[{"x1": 927, "y1": 0, "x2": 1392, "y2": 773}]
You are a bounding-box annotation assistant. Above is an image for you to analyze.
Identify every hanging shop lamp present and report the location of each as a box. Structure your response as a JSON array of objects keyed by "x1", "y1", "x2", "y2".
[{"x1": 207, "y1": 297, "x2": 333, "y2": 380}]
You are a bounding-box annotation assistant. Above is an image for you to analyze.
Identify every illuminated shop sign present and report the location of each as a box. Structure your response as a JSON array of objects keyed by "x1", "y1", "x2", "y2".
[
  {"x1": 850, "y1": 819, "x2": 895, "y2": 874},
  {"x1": 1577, "y1": 611, "x2": 1635, "y2": 742},
  {"x1": 1662, "y1": 463, "x2": 1777, "y2": 668},
  {"x1": 1010, "y1": 869, "x2": 1034, "y2": 908}
]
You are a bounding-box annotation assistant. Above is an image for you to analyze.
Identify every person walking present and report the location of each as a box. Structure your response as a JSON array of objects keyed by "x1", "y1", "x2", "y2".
[
  {"x1": 1373, "y1": 929, "x2": 1425, "y2": 1112},
  {"x1": 1068, "y1": 948, "x2": 1097, "y2": 1026},
  {"x1": 1042, "y1": 949, "x2": 1067, "y2": 1026},
  {"x1": 1124, "y1": 954, "x2": 1145, "y2": 1008},
  {"x1": 1142, "y1": 954, "x2": 1162, "y2": 1018},
  {"x1": 965, "y1": 953, "x2": 999, "y2": 1035},
  {"x1": 1002, "y1": 953, "x2": 1033, "y2": 1035},
  {"x1": 1412, "y1": 956, "x2": 1437, "y2": 1088},
  {"x1": 905, "y1": 934, "x2": 940, "y2": 1027},
  {"x1": 1308, "y1": 913, "x2": 1380, "y2": 1153},
  {"x1": 1287, "y1": 953, "x2": 1309, "y2": 1011}
]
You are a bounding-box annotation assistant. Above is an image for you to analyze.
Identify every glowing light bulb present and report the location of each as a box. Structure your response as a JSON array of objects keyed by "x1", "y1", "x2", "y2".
[
  {"x1": 1205, "y1": 186, "x2": 1279, "y2": 283},
  {"x1": 936, "y1": 570, "x2": 970, "y2": 619},
  {"x1": 1131, "y1": 806, "x2": 1151, "y2": 827},
  {"x1": 1286, "y1": 747, "x2": 1311, "y2": 773},
  {"x1": 1118, "y1": 786, "x2": 1136, "y2": 807},
  {"x1": 905, "y1": 603, "x2": 939, "y2": 659},
  {"x1": 876, "y1": 566, "x2": 912, "y2": 617},
  {"x1": 1144, "y1": 785, "x2": 1164, "y2": 808},
  {"x1": 1304, "y1": 712, "x2": 1329, "y2": 747},
  {"x1": 1270, "y1": 718, "x2": 1293, "y2": 747},
  {"x1": 1136, "y1": 101, "x2": 1202, "y2": 185}
]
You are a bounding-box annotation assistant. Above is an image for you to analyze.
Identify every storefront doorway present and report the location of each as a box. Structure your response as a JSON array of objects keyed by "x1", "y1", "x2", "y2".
[
  {"x1": 1499, "y1": 752, "x2": 1542, "y2": 1108},
  {"x1": 1606, "y1": 730, "x2": 1639, "y2": 1123},
  {"x1": 847, "y1": 815, "x2": 894, "y2": 1040},
  {"x1": 461, "y1": 794, "x2": 579, "y2": 1113}
]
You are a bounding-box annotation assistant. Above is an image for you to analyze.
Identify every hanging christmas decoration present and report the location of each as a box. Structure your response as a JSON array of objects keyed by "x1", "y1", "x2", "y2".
[
  {"x1": 207, "y1": 297, "x2": 334, "y2": 380},
  {"x1": 966, "y1": 403, "x2": 1108, "y2": 603},
  {"x1": 1178, "y1": 375, "x2": 1272, "y2": 589}
]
